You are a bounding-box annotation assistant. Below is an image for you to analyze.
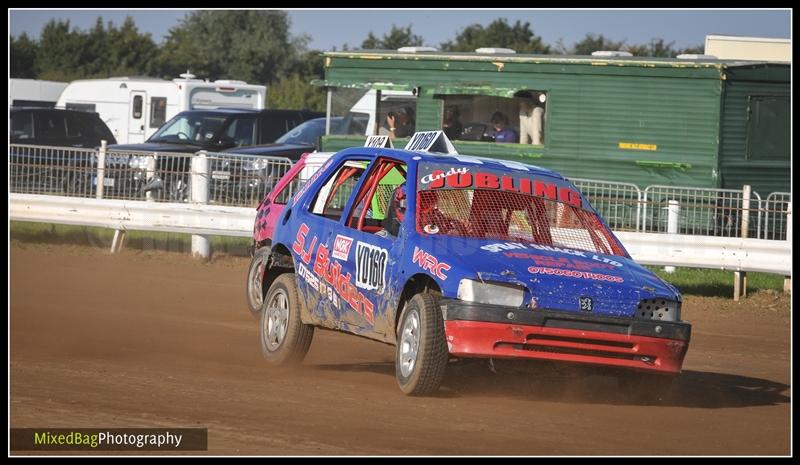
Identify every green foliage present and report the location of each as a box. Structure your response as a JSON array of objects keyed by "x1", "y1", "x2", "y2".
[
  {"x1": 440, "y1": 19, "x2": 550, "y2": 54},
  {"x1": 267, "y1": 74, "x2": 326, "y2": 112},
  {"x1": 649, "y1": 266, "x2": 784, "y2": 298},
  {"x1": 569, "y1": 33, "x2": 626, "y2": 55},
  {"x1": 30, "y1": 18, "x2": 158, "y2": 81},
  {"x1": 157, "y1": 10, "x2": 302, "y2": 84},
  {"x1": 361, "y1": 25, "x2": 424, "y2": 50},
  {"x1": 10, "y1": 33, "x2": 38, "y2": 78}
]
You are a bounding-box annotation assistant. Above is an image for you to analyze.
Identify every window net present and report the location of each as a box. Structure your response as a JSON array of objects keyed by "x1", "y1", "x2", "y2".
[{"x1": 417, "y1": 188, "x2": 626, "y2": 257}]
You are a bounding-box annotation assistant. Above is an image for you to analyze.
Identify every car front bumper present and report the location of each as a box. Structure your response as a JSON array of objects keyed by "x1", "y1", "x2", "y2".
[{"x1": 440, "y1": 299, "x2": 691, "y2": 375}]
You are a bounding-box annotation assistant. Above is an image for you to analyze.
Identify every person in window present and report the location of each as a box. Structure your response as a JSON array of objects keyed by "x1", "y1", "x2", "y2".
[
  {"x1": 517, "y1": 91, "x2": 544, "y2": 145},
  {"x1": 376, "y1": 182, "x2": 407, "y2": 238},
  {"x1": 490, "y1": 111, "x2": 518, "y2": 143},
  {"x1": 442, "y1": 105, "x2": 463, "y2": 140},
  {"x1": 386, "y1": 106, "x2": 415, "y2": 140}
]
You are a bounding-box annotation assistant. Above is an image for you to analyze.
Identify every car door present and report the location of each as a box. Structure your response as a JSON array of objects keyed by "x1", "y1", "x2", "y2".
[
  {"x1": 337, "y1": 157, "x2": 409, "y2": 339},
  {"x1": 291, "y1": 158, "x2": 371, "y2": 333}
]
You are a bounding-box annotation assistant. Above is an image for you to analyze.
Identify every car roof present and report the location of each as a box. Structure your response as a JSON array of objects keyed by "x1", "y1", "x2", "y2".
[
  {"x1": 173, "y1": 108, "x2": 322, "y2": 116},
  {"x1": 332, "y1": 146, "x2": 567, "y2": 181},
  {"x1": 11, "y1": 107, "x2": 101, "y2": 117}
]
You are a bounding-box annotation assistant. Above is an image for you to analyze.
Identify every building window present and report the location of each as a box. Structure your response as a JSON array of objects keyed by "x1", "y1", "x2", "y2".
[
  {"x1": 437, "y1": 90, "x2": 547, "y2": 145},
  {"x1": 150, "y1": 97, "x2": 167, "y2": 128},
  {"x1": 132, "y1": 95, "x2": 143, "y2": 119},
  {"x1": 746, "y1": 95, "x2": 789, "y2": 160}
]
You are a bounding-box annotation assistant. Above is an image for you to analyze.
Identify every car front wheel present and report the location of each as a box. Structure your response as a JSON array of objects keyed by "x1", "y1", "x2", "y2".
[{"x1": 395, "y1": 293, "x2": 449, "y2": 396}]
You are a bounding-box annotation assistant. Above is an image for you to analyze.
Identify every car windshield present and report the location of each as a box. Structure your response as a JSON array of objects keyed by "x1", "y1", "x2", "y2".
[
  {"x1": 416, "y1": 168, "x2": 626, "y2": 257},
  {"x1": 275, "y1": 117, "x2": 344, "y2": 146},
  {"x1": 148, "y1": 113, "x2": 228, "y2": 144}
]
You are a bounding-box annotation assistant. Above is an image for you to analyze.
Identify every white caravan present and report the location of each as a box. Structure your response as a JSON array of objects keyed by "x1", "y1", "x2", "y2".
[
  {"x1": 56, "y1": 73, "x2": 267, "y2": 144},
  {"x1": 9, "y1": 79, "x2": 69, "y2": 107}
]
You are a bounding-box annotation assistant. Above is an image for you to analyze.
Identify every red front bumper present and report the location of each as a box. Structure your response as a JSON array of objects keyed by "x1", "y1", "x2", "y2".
[{"x1": 445, "y1": 320, "x2": 689, "y2": 374}]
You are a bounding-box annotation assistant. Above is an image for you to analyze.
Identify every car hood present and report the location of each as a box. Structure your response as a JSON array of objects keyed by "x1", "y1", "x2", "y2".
[
  {"x1": 415, "y1": 237, "x2": 679, "y2": 318},
  {"x1": 107, "y1": 142, "x2": 206, "y2": 153}
]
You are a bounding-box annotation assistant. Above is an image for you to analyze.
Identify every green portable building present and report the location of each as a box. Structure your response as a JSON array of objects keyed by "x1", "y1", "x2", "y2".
[{"x1": 318, "y1": 50, "x2": 790, "y2": 195}]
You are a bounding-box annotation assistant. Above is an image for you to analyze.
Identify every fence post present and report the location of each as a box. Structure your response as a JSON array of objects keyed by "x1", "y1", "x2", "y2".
[
  {"x1": 664, "y1": 199, "x2": 679, "y2": 273},
  {"x1": 96, "y1": 140, "x2": 107, "y2": 200},
  {"x1": 785, "y1": 201, "x2": 792, "y2": 294},
  {"x1": 733, "y1": 185, "x2": 751, "y2": 301},
  {"x1": 145, "y1": 155, "x2": 156, "y2": 202},
  {"x1": 191, "y1": 151, "x2": 211, "y2": 261}
]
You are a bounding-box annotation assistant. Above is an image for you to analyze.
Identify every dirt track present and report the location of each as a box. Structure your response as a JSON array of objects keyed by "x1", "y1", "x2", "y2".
[{"x1": 10, "y1": 243, "x2": 791, "y2": 455}]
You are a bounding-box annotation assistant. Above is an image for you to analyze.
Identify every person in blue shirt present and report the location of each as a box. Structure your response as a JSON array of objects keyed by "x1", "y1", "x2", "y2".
[{"x1": 490, "y1": 111, "x2": 518, "y2": 143}]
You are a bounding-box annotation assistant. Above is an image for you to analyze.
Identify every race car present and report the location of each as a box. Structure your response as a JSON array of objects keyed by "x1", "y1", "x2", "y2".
[{"x1": 250, "y1": 132, "x2": 691, "y2": 398}]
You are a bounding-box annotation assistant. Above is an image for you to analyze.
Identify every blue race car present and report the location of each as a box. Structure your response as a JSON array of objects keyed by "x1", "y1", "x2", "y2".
[{"x1": 257, "y1": 132, "x2": 691, "y2": 397}]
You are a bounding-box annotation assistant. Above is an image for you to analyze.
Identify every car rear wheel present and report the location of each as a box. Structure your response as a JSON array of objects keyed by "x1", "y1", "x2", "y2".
[
  {"x1": 260, "y1": 273, "x2": 314, "y2": 366},
  {"x1": 617, "y1": 371, "x2": 675, "y2": 403},
  {"x1": 246, "y1": 245, "x2": 271, "y2": 317},
  {"x1": 395, "y1": 293, "x2": 449, "y2": 396}
]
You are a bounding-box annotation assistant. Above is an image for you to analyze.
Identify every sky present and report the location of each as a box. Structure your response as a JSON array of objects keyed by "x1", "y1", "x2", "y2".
[{"x1": 8, "y1": 9, "x2": 792, "y2": 51}]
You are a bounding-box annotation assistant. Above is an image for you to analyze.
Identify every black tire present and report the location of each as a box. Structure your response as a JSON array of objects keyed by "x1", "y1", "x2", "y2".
[
  {"x1": 395, "y1": 293, "x2": 449, "y2": 396},
  {"x1": 245, "y1": 245, "x2": 271, "y2": 318},
  {"x1": 617, "y1": 371, "x2": 675, "y2": 403},
  {"x1": 259, "y1": 273, "x2": 314, "y2": 366}
]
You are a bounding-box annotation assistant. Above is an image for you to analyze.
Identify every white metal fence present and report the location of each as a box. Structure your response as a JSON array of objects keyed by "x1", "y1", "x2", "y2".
[
  {"x1": 8, "y1": 143, "x2": 793, "y2": 275},
  {"x1": 10, "y1": 143, "x2": 293, "y2": 208}
]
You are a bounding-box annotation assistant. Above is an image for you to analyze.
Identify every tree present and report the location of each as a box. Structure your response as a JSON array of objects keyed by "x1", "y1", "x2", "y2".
[
  {"x1": 441, "y1": 19, "x2": 550, "y2": 54},
  {"x1": 34, "y1": 19, "x2": 87, "y2": 81},
  {"x1": 157, "y1": 10, "x2": 304, "y2": 84},
  {"x1": 361, "y1": 25, "x2": 423, "y2": 50},
  {"x1": 624, "y1": 38, "x2": 682, "y2": 58},
  {"x1": 675, "y1": 44, "x2": 705, "y2": 56},
  {"x1": 10, "y1": 33, "x2": 38, "y2": 78},
  {"x1": 267, "y1": 74, "x2": 325, "y2": 111},
  {"x1": 570, "y1": 33, "x2": 626, "y2": 55}
]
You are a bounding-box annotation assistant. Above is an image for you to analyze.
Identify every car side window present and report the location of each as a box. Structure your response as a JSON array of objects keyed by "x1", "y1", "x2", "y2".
[
  {"x1": 271, "y1": 168, "x2": 303, "y2": 205},
  {"x1": 150, "y1": 97, "x2": 167, "y2": 128},
  {"x1": 11, "y1": 112, "x2": 34, "y2": 140},
  {"x1": 38, "y1": 112, "x2": 68, "y2": 140},
  {"x1": 259, "y1": 115, "x2": 289, "y2": 144},
  {"x1": 225, "y1": 116, "x2": 258, "y2": 146},
  {"x1": 64, "y1": 113, "x2": 85, "y2": 139},
  {"x1": 346, "y1": 159, "x2": 408, "y2": 235},
  {"x1": 309, "y1": 161, "x2": 369, "y2": 222}
]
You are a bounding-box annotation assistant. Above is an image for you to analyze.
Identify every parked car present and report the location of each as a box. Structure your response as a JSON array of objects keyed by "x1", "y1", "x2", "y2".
[
  {"x1": 105, "y1": 108, "x2": 322, "y2": 201},
  {"x1": 249, "y1": 131, "x2": 691, "y2": 397},
  {"x1": 10, "y1": 107, "x2": 117, "y2": 148},
  {"x1": 9, "y1": 107, "x2": 117, "y2": 194}
]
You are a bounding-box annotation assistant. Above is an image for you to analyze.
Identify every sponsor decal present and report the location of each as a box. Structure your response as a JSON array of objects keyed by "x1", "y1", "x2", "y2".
[
  {"x1": 420, "y1": 167, "x2": 469, "y2": 185},
  {"x1": 579, "y1": 296, "x2": 593, "y2": 312},
  {"x1": 528, "y1": 266, "x2": 624, "y2": 283},
  {"x1": 404, "y1": 131, "x2": 458, "y2": 154},
  {"x1": 411, "y1": 246, "x2": 451, "y2": 280},
  {"x1": 292, "y1": 159, "x2": 333, "y2": 207},
  {"x1": 355, "y1": 242, "x2": 388, "y2": 292},
  {"x1": 422, "y1": 169, "x2": 583, "y2": 208},
  {"x1": 503, "y1": 252, "x2": 619, "y2": 270},
  {"x1": 332, "y1": 234, "x2": 353, "y2": 261},
  {"x1": 364, "y1": 135, "x2": 392, "y2": 148},
  {"x1": 481, "y1": 242, "x2": 622, "y2": 266},
  {"x1": 292, "y1": 224, "x2": 374, "y2": 324}
]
